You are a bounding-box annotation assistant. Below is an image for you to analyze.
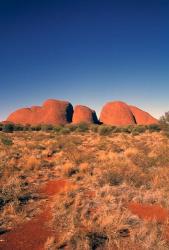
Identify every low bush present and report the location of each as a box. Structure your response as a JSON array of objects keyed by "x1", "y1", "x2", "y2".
[
  {"x1": 112, "y1": 127, "x2": 123, "y2": 133},
  {"x1": 98, "y1": 125, "x2": 115, "y2": 135},
  {"x1": 100, "y1": 170, "x2": 124, "y2": 186},
  {"x1": 13, "y1": 124, "x2": 24, "y2": 131},
  {"x1": 147, "y1": 124, "x2": 161, "y2": 132},
  {"x1": 2, "y1": 123, "x2": 14, "y2": 133},
  {"x1": 132, "y1": 125, "x2": 147, "y2": 134},
  {"x1": 120, "y1": 125, "x2": 134, "y2": 133},
  {"x1": 75, "y1": 123, "x2": 89, "y2": 132},
  {"x1": 1, "y1": 137, "x2": 13, "y2": 146},
  {"x1": 59, "y1": 127, "x2": 71, "y2": 134},
  {"x1": 53, "y1": 125, "x2": 63, "y2": 133},
  {"x1": 30, "y1": 125, "x2": 42, "y2": 131},
  {"x1": 90, "y1": 124, "x2": 99, "y2": 133},
  {"x1": 41, "y1": 124, "x2": 54, "y2": 131},
  {"x1": 65, "y1": 124, "x2": 78, "y2": 132}
]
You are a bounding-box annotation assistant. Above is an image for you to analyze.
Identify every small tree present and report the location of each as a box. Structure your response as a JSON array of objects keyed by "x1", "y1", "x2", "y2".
[
  {"x1": 160, "y1": 112, "x2": 169, "y2": 127},
  {"x1": 159, "y1": 112, "x2": 169, "y2": 136}
]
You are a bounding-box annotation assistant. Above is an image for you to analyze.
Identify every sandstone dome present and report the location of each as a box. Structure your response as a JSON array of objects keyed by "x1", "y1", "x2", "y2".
[
  {"x1": 7, "y1": 99, "x2": 73, "y2": 125},
  {"x1": 100, "y1": 101, "x2": 136, "y2": 125},
  {"x1": 129, "y1": 105, "x2": 158, "y2": 125},
  {"x1": 72, "y1": 105, "x2": 98, "y2": 124},
  {"x1": 100, "y1": 101, "x2": 158, "y2": 126}
]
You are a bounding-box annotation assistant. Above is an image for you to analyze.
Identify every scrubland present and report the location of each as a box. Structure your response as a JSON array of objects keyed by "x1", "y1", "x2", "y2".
[{"x1": 0, "y1": 124, "x2": 169, "y2": 250}]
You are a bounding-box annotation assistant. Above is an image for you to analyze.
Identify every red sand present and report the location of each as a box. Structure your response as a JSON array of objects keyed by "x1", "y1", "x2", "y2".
[
  {"x1": 0, "y1": 179, "x2": 69, "y2": 250},
  {"x1": 129, "y1": 202, "x2": 169, "y2": 242},
  {"x1": 0, "y1": 208, "x2": 53, "y2": 250},
  {"x1": 40, "y1": 179, "x2": 68, "y2": 196},
  {"x1": 129, "y1": 202, "x2": 169, "y2": 223}
]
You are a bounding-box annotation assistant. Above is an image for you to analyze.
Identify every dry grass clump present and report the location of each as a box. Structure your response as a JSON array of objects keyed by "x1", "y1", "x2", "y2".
[{"x1": 50, "y1": 183, "x2": 168, "y2": 249}]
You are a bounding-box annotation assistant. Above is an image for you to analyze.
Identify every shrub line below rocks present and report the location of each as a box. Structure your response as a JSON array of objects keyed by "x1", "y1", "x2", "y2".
[{"x1": 0, "y1": 122, "x2": 163, "y2": 135}]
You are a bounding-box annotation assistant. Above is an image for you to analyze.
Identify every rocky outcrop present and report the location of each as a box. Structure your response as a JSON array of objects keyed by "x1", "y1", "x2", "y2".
[
  {"x1": 100, "y1": 101, "x2": 157, "y2": 125},
  {"x1": 129, "y1": 105, "x2": 158, "y2": 125},
  {"x1": 100, "y1": 101, "x2": 136, "y2": 125},
  {"x1": 72, "y1": 105, "x2": 98, "y2": 124},
  {"x1": 7, "y1": 99, "x2": 73, "y2": 125},
  {"x1": 6, "y1": 99, "x2": 158, "y2": 126}
]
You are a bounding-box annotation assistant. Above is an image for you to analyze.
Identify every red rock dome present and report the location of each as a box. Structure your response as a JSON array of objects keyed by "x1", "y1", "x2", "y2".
[
  {"x1": 72, "y1": 105, "x2": 98, "y2": 124},
  {"x1": 129, "y1": 105, "x2": 158, "y2": 125},
  {"x1": 7, "y1": 99, "x2": 73, "y2": 125},
  {"x1": 100, "y1": 101, "x2": 136, "y2": 125},
  {"x1": 6, "y1": 99, "x2": 158, "y2": 126}
]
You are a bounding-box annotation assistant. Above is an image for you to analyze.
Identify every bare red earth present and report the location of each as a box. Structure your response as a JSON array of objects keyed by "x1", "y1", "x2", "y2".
[
  {"x1": 40, "y1": 179, "x2": 68, "y2": 196},
  {"x1": 129, "y1": 202, "x2": 169, "y2": 222},
  {"x1": 0, "y1": 179, "x2": 69, "y2": 250},
  {"x1": 129, "y1": 202, "x2": 169, "y2": 242}
]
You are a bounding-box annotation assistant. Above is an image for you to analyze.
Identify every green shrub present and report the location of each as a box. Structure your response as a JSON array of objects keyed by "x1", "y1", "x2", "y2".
[
  {"x1": 30, "y1": 125, "x2": 42, "y2": 131},
  {"x1": 132, "y1": 125, "x2": 147, "y2": 134},
  {"x1": 159, "y1": 112, "x2": 169, "y2": 137},
  {"x1": 160, "y1": 112, "x2": 169, "y2": 128},
  {"x1": 90, "y1": 124, "x2": 99, "y2": 133},
  {"x1": 67, "y1": 167, "x2": 79, "y2": 177},
  {"x1": 131, "y1": 131, "x2": 140, "y2": 136},
  {"x1": 1, "y1": 137, "x2": 13, "y2": 146},
  {"x1": 14, "y1": 124, "x2": 24, "y2": 131},
  {"x1": 121, "y1": 125, "x2": 135, "y2": 133},
  {"x1": 75, "y1": 123, "x2": 89, "y2": 132},
  {"x1": 23, "y1": 124, "x2": 31, "y2": 131},
  {"x1": 112, "y1": 127, "x2": 123, "y2": 133},
  {"x1": 59, "y1": 127, "x2": 71, "y2": 134},
  {"x1": 147, "y1": 124, "x2": 161, "y2": 132},
  {"x1": 120, "y1": 126, "x2": 131, "y2": 133},
  {"x1": 102, "y1": 171, "x2": 123, "y2": 186},
  {"x1": 53, "y1": 125, "x2": 63, "y2": 133},
  {"x1": 41, "y1": 124, "x2": 54, "y2": 131},
  {"x1": 65, "y1": 124, "x2": 78, "y2": 132},
  {"x1": 98, "y1": 125, "x2": 115, "y2": 135},
  {"x1": 2, "y1": 123, "x2": 14, "y2": 133}
]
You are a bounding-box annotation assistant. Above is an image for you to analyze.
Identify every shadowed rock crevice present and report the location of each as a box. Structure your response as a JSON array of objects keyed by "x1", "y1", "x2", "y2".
[
  {"x1": 66, "y1": 103, "x2": 74, "y2": 123},
  {"x1": 92, "y1": 111, "x2": 99, "y2": 124},
  {"x1": 131, "y1": 114, "x2": 137, "y2": 124}
]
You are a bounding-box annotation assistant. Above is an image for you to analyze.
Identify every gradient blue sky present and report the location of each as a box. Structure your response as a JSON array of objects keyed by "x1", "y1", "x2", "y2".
[{"x1": 0, "y1": 0, "x2": 169, "y2": 120}]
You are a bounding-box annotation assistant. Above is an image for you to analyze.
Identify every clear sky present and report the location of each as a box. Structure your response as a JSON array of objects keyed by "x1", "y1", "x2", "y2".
[{"x1": 0, "y1": 0, "x2": 168, "y2": 120}]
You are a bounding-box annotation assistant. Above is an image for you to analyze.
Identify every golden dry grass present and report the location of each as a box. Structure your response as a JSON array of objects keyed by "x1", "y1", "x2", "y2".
[{"x1": 0, "y1": 129, "x2": 169, "y2": 249}]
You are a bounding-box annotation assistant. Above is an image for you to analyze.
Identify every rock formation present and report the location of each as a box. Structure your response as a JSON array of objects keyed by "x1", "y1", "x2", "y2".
[
  {"x1": 7, "y1": 99, "x2": 73, "y2": 125},
  {"x1": 6, "y1": 99, "x2": 158, "y2": 126},
  {"x1": 129, "y1": 105, "x2": 158, "y2": 125},
  {"x1": 100, "y1": 101, "x2": 157, "y2": 125},
  {"x1": 72, "y1": 105, "x2": 98, "y2": 124},
  {"x1": 100, "y1": 101, "x2": 136, "y2": 125}
]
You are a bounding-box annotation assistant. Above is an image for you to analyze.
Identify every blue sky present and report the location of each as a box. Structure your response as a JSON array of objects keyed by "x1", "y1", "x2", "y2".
[{"x1": 0, "y1": 0, "x2": 169, "y2": 120}]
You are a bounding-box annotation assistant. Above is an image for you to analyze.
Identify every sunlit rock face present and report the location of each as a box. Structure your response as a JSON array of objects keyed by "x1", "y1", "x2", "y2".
[
  {"x1": 100, "y1": 101, "x2": 157, "y2": 125},
  {"x1": 72, "y1": 105, "x2": 98, "y2": 124},
  {"x1": 6, "y1": 99, "x2": 73, "y2": 125}
]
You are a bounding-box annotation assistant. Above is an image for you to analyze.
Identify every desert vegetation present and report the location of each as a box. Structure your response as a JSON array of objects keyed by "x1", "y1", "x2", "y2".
[{"x1": 0, "y1": 121, "x2": 169, "y2": 249}]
